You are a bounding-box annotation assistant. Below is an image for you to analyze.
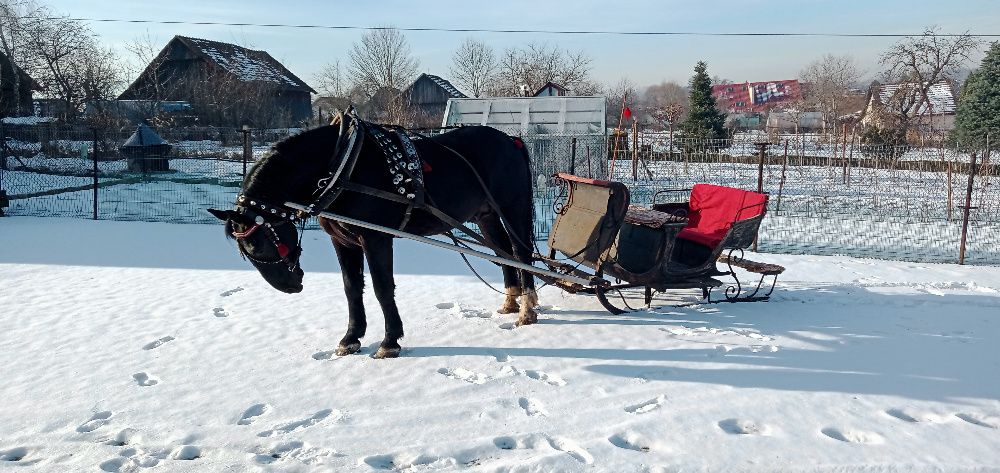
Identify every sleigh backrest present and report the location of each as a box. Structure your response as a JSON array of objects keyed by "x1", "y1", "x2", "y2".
[{"x1": 548, "y1": 173, "x2": 630, "y2": 268}]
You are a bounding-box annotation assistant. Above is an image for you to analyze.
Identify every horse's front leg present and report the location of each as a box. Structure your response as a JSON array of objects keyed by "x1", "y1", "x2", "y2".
[
  {"x1": 362, "y1": 232, "x2": 404, "y2": 359},
  {"x1": 333, "y1": 241, "x2": 367, "y2": 356}
]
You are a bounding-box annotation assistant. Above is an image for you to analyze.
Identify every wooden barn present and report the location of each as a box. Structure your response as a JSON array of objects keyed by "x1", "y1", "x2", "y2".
[
  {"x1": 400, "y1": 74, "x2": 467, "y2": 127},
  {"x1": 119, "y1": 36, "x2": 315, "y2": 127},
  {"x1": 0, "y1": 52, "x2": 40, "y2": 118}
]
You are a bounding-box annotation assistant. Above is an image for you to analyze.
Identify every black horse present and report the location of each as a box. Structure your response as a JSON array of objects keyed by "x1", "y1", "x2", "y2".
[{"x1": 208, "y1": 117, "x2": 538, "y2": 358}]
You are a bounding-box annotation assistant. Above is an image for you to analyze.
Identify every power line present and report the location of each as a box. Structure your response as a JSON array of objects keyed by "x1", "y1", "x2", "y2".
[{"x1": 27, "y1": 16, "x2": 1000, "y2": 38}]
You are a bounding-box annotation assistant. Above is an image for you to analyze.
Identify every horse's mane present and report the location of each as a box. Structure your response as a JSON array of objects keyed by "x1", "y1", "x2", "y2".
[{"x1": 242, "y1": 125, "x2": 338, "y2": 198}]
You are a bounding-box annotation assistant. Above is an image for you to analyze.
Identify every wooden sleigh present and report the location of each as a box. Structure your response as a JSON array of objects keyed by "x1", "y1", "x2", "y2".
[{"x1": 543, "y1": 173, "x2": 785, "y2": 313}]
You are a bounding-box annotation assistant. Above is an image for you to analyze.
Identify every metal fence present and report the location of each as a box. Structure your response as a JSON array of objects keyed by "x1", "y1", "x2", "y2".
[{"x1": 1, "y1": 124, "x2": 998, "y2": 265}]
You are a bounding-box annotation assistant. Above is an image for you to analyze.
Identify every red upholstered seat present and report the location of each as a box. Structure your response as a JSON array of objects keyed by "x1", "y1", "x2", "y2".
[{"x1": 677, "y1": 184, "x2": 768, "y2": 248}]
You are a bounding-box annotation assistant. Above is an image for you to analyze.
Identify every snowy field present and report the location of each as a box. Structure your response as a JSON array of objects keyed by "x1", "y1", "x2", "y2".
[{"x1": 1, "y1": 216, "x2": 999, "y2": 472}]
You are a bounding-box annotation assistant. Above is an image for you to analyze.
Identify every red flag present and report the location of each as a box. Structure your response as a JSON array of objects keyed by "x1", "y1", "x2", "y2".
[{"x1": 623, "y1": 106, "x2": 632, "y2": 120}]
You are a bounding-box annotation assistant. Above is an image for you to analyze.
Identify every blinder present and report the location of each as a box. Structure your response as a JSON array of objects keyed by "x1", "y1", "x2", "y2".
[{"x1": 231, "y1": 194, "x2": 303, "y2": 272}]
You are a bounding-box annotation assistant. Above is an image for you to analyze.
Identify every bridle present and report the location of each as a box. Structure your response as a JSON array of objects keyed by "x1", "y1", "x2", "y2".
[
  {"x1": 230, "y1": 194, "x2": 304, "y2": 272},
  {"x1": 226, "y1": 110, "x2": 366, "y2": 273}
]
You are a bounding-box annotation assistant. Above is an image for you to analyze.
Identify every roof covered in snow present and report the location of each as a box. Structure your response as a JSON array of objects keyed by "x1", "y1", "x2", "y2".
[
  {"x1": 1, "y1": 116, "x2": 56, "y2": 125},
  {"x1": 874, "y1": 81, "x2": 956, "y2": 116},
  {"x1": 121, "y1": 123, "x2": 170, "y2": 148},
  {"x1": 443, "y1": 96, "x2": 606, "y2": 135},
  {"x1": 175, "y1": 36, "x2": 315, "y2": 93},
  {"x1": 415, "y1": 74, "x2": 466, "y2": 99}
]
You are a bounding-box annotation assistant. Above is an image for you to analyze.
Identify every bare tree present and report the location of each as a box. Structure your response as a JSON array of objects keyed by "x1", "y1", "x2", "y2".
[
  {"x1": 449, "y1": 38, "x2": 496, "y2": 98},
  {"x1": 879, "y1": 27, "x2": 979, "y2": 133},
  {"x1": 0, "y1": 0, "x2": 42, "y2": 116},
  {"x1": 643, "y1": 81, "x2": 689, "y2": 130},
  {"x1": 492, "y1": 42, "x2": 592, "y2": 96},
  {"x1": 315, "y1": 59, "x2": 347, "y2": 98},
  {"x1": 22, "y1": 12, "x2": 125, "y2": 121},
  {"x1": 800, "y1": 53, "x2": 861, "y2": 133},
  {"x1": 605, "y1": 78, "x2": 638, "y2": 129},
  {"x1": 348, "y1": 27, "x2": 419, "y2": 97}
]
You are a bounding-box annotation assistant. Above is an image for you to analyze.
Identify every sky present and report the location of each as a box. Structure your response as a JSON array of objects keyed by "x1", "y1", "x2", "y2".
[{"x1": 40, "y1": 0, "x2": 1000, "y2": 95}]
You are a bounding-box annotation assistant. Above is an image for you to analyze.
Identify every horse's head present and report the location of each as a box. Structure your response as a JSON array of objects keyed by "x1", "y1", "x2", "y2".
[
  {"x1": 209, "y1": 198, "x2": 304, "y2": 294},
  {"x1": 209, "y1": 115, "x2": 361, "y2": 293}
]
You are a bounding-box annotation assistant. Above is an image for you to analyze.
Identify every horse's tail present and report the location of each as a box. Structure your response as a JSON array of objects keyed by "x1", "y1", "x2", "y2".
[{"x1": 510, "y1": 136, "x2": 535, "y2": 244}]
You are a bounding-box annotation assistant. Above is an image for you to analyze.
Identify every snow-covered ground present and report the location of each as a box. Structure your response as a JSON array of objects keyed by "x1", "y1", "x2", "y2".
[{"x1": 1, "y1": 216, "x2": 999, "y2": 472}]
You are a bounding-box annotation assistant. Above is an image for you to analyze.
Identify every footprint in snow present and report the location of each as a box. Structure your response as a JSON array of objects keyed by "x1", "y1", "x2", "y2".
[
  {"x1": 133, "y1": 372, "x2": 159, "y2": 387},
  {"x1": 608, "y1": 431, "x2": 653, "y2": 452},
  {"x1": 312, "y1": 350, "x2": 338, "y2": 361},
  {"x1": 518, "y1": 397, "x2": 548, "y2": 417},
  {"x1": 258, "y1": 409, "x2": 338, "y2": 437},
  {"x1": 100, "y1": 447, "x2": 163, "y2": 471},
  {"x1": 821, "y1": 427, "x2": 884, "y2": 444},
  {"x1": 493, "y1": 434, "x2": 593, "y2": 464},
  {"x1": 956, "y1": 412, "x2": 1000, "y2": 429},
  {"x1": 625, "y1": 395, "x2": 667, "y2": 414},
  {"x1": 437, "y1": 367, "x2": 490, "y2": 384},
  {"x1": 213, "y1": 307, "x2": 228, "y2": 318},
  {"x1": 362, "y1": 451, "x2": 464, "y2": 471},
  {"x1": 77, "y1": 411, "x2": 113, "y2": 433},
  {"x1": 435, "y1": 302, "x2": 455, "y2": 309},
  {"x1": 253, "y1": 440, "x2": 341, "y2": 465},
  {"x1": 220, "y1": 286, "x2": 244, "y2": 297},
  {"x1": 142, "y1": 336, "x2": 174, "y2": 350},
  {"x1": 107, "y1": 428, "x2": 141, "y2": 446},
  {"x1": 718, "y1": 418, "x2": 771, "y2": 435},
  {"x1": 238, "y1": 404, "x2": 271, "y2": 425},
  {"x1": 523, "y1": 369, "x2": 567, "y2": 386},
  {"x1": 170, "y1": 445, "x2": 201, "y2": 460},
  {"x1": 497, "y1": 322, "x2": 516, "y2": 330},
  {"x1": 885, "y1": 408, "x2": 949, "y2": 423},
  {"x1": 0, "y1": 447, "x2": 29, "y2": 462}
]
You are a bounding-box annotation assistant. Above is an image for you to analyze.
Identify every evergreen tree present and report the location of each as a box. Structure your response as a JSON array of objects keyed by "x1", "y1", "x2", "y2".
[
  {"x1": 955, "y1": 42, "x2": 1000, "y2": 151},
  {"x1": 681, "y1": 61, "x2": 727, "y2": 141}
]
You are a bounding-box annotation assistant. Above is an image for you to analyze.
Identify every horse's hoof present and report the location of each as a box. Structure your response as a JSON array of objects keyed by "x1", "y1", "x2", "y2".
[
  {"x1": 497, "y1": 303, "x2": 520, "y2": 314},
  {"x1": 373, "y1": 346, "x2": 401, "y2": 359},
  {"x1": 335, "y1": 342, "x2": 361, "y2": 356},
  {"x1": 516, "y1": 309, "x2": 538, "y2": 326}
]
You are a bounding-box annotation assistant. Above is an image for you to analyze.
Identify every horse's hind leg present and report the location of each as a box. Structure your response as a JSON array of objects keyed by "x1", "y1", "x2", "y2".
[
  {"x1": 333, "y1": 242, "x2": 366, "y2": 356},
  {"x1": 503, "y1": 199, "x2": 538, "y2": 326},
  {"x1": 476, "y1": 211, "x2": 521, "y2": 314},
  {"x1": 362, "y1": 232, "x2": 404, "y2": 359}
]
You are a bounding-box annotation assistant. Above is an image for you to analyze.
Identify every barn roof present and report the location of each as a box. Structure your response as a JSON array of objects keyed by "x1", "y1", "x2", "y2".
[
  {"x1": 410, "y1": 74, "x2": 466, "y2": 98},
  {"x1": 533, "y1": 81, "x2": 568, "y2": 96},
  {"x1": 874, "y1": 80, "x2": 955, "y2": 115},
  {"x1": 175, "y1": 36, "x2": 315, "y2": 93},
  {"x1": 443, "y1": 96, "x2": 606, "y2": 135}
]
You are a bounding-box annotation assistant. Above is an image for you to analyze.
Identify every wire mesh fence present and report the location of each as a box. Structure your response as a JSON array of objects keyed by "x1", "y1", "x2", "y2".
[{"x1": 1, "y1": 123, "x2": 998, "y2": 265}]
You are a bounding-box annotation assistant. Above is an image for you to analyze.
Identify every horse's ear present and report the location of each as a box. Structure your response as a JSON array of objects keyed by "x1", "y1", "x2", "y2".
[{"x1": 207, "y1": 208, "x2": 232, "y2": 221}]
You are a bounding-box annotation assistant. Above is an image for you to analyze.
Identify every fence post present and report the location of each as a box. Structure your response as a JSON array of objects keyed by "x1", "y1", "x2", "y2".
[
  {"x1": 958, "y1": 152, "x2": 978, "y2": 265},
  {"x1": 776, "y1": 140, "x2": 789, "y2": 212},
  {"x1": 753, "y1": 141, "x2": 769, "y2": 252},
  {"x1": 241, "y1": 125, "x2": 251, "y2": 180},
  {"x1": 569, "y1": 137, "x2": 577, "y2": 175},
  {"x1": 0, "y1": 121, "x2": 6, "y2": 217},
  {"x1": 92, "y1": 128, "x2": 99, "y2": 220}
]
